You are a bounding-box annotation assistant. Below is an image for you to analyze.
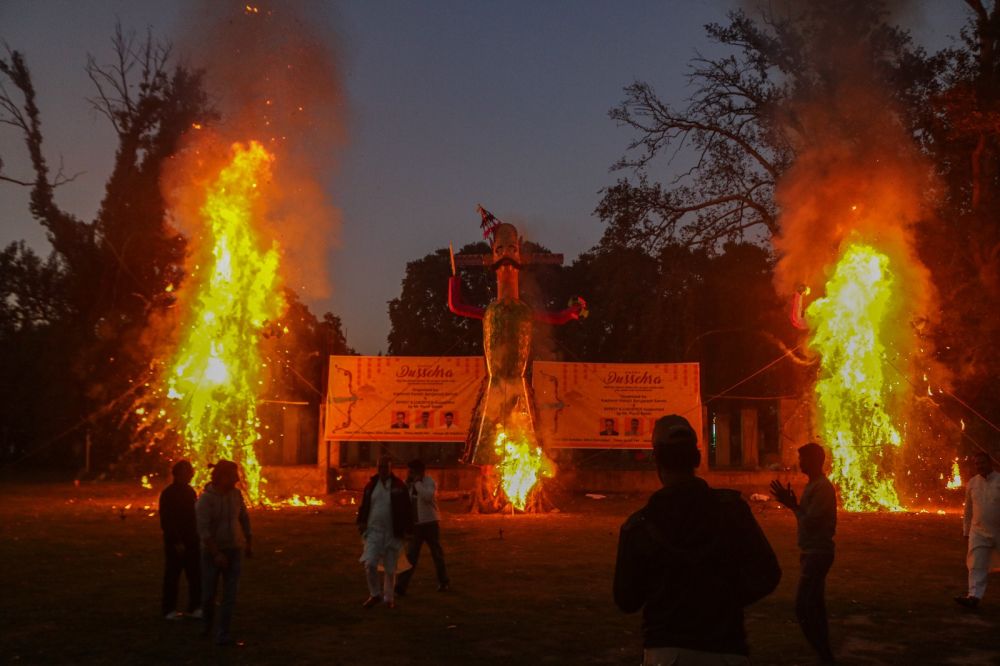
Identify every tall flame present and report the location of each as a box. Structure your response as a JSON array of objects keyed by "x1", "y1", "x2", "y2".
[
  {"x1": 166, "y1": 141, "x2": 284, "y2": 502},
  {"x1": 492, "y1": 425, "x2": 551, "y2": 511},
  {"x1": 807, "y1": 242, "x2": 903, "y2": 511}
]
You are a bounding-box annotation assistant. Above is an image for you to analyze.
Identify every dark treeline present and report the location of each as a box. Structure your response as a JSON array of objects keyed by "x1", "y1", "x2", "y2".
[{"x1": 0, "y1": 28, "x2": 351, "y2": 474}]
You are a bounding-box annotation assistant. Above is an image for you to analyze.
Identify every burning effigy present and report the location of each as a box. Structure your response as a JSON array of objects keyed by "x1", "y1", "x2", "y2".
[
  {"x1": 163, "y1": 141, "x2": 283, "y2": 502},
  {"x1": 449, "y1": 208, "x2": 585, "y2": 511},
  {"x1": 130, "y1": 2, "x2": 342, "y2": 504},
  {"x1": 774, "y1": 33, "x2": 949, "y2": 511}
]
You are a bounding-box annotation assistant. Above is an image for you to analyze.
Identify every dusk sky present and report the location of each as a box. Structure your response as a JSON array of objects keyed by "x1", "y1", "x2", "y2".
[{"x1": 0, "y1": 1, "x2": 966, "y2": 354}]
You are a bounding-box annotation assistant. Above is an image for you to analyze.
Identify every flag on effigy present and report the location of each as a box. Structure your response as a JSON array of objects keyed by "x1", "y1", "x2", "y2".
[{"x1": 478, "y1": 204, "x2": 502, "y2": 240}]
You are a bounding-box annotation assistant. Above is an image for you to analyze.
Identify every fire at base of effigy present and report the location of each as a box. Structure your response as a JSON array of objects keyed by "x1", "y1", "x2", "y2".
[
  {"x1": 472, "y1": 417, "x2": 555, "y2": 514},
  {"x1": 450, "y1": 211, "x2": 585, "y2": 514}
]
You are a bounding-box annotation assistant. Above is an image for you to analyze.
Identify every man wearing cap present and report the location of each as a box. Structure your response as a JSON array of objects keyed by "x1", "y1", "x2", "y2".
[
  {"x1": 614, "y1": 415, "x2": 781, "y2": 665},
  {"x1": 196, "y1": 460, "x2": 252, "y2": 646}
]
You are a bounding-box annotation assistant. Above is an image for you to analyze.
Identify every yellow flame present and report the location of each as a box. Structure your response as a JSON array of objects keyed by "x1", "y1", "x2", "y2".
[
  {"x1": 165, "y1": 142, "x2": 284, "y2": 503},
  {"x1": 268, "y1": 494, "x2": 325, "y2": 507},
  {"x1": 258, "y1": 494, "x2": 325, "y2": 508},
  {"x1": 946, "y1": 459, "x2": 962, "y2": 490},
  {"x1": 493, "y1": 425, "x2": 551, "y2": 511},
  {"x1": 806, "y1": 243, "x2": 903, "y2": 511},
  {"x1": 141, "y1": 475, "x2": 153, "y2": 490}
]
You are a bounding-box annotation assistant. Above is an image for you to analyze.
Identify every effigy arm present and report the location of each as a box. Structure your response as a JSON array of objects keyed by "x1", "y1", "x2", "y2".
[
  {"x1": 448, "y1": 276, "x2": 485, "y2": 320},
  {"x1": 534, "y1": 296, "x2": 587, "y2": 325},
  {"x1": 790, "y1": 285, "x2": 809, "y2": 330}
]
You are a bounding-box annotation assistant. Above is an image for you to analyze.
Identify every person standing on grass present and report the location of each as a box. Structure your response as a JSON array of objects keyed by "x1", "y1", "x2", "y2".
[
  {"x1": 357, "y1": 454, "x2": 412, "y2": 609},
  {"x1": 159, "y1": 459, "x2": 201, "y2": 620},
  {"x1": 955, "y1": 450, "x2": 1000, "y2": 609},
  {"x1": 615, "y1": 414, "x2": 781, "y2": 666},
  {"x1": 196, "y1": 460, "x2": 252, "y2": 646},
  {"x1": 394, "y1": 459, "x2": 450, "y2": 596},
  {"x1": 770, "y1": 442, "x2": 837, "y2": 664}
]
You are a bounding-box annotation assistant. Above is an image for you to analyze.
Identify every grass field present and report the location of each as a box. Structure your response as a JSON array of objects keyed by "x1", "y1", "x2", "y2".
[{"x1": 1, "y1": 480, "x2": 997, "y2": 665}]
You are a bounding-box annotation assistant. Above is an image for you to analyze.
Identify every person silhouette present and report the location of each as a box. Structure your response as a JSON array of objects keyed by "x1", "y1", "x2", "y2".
[{"x1": 615, "y1": 415, "x2": 780, "y2": 664}]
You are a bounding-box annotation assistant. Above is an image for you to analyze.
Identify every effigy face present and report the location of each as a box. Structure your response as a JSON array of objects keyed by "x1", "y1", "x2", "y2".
[
  {"x1": 491, "y1": 223, "x2": 521, "y2": 267},
  {"x1": 483, "y1": 299, "x2": 533, "y2": 379}
]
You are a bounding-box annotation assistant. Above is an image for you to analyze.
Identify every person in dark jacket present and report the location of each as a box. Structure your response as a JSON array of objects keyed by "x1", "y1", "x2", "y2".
[
  {"x1": 771, "y1": 442, "x2": 837, "y2": 663},
  {"x1": 356, "y1": 455, "x2": 413, "y2": 608},
  {"x1": 159, "y1": 459, "x2": 201, "y2": 620},
  {"x1": 614, "y1": 415, "x2": 781, "y2": 665}
]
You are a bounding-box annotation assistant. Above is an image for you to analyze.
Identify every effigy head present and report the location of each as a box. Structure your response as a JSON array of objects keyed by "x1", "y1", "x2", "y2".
[{"x1": 491, "y1": 223, "x2": 521, "y2": 270}]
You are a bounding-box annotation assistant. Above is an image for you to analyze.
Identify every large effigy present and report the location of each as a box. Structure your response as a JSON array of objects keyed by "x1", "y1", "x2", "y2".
[{"x1": 448, "y1": 207, "x2": 585, "y2": 511}]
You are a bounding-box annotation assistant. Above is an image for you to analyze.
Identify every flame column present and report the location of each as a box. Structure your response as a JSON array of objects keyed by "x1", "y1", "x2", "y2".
[
  {"x1": 167, "y1": 141, "x2": 285, "y2": 502},
  {"x1": 807, "y1": 242, "x2": 903, "y2": 511}
]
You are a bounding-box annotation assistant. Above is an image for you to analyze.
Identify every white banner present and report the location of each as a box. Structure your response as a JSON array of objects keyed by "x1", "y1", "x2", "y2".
[
  {"x1": 533, "y1": 361, "x2": 701, "y2": 449},
  {"x1": 325, "y1": 356, "x2": 486, "y2": 441}
]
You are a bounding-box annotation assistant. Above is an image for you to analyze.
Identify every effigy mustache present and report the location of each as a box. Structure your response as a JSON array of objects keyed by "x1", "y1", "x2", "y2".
[{"x1": 491, "y1": 257, "x2": 522, "y2": 270}]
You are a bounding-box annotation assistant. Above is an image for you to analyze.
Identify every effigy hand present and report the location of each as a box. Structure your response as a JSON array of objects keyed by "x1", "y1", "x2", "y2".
[{"x1": 568, "y1": 296, "x2": 589, "y2": 319}]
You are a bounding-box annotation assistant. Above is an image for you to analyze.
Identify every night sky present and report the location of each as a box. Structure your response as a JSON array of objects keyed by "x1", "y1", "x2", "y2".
[{"x1": 0, "y1": 1, "x2": 965, "y2": 353}]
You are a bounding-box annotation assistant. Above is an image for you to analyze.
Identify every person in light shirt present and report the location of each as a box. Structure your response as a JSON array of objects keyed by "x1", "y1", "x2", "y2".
[
  {"x1": 955, "y1": 451, "x2": 1000, "y2": 608},
  {"x1": 395, "y1": 459, "x2": 450, "y2": 595}
]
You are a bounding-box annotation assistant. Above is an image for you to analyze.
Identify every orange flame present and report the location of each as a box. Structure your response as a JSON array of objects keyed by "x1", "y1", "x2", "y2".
[
  {"x1": 164, "y1": 141, "x2": 284, "y2": 503},
  {"x1": 492, "y1": 423, "x2": 553, "y2": 511}
]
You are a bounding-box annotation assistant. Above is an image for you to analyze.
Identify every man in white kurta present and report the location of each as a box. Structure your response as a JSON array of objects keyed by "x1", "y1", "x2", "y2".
[
  {"x1": 358, "y1": 456, "x2": 408, "y2": 608},
  {"x1": 956, "y1": 451, "x2": 1000, "y2": 608}
]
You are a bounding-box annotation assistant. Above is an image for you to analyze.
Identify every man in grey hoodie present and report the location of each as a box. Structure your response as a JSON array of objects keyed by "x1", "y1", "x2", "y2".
[{"x1": 196, "y1": 460, "x2": 252, "y2": 646}]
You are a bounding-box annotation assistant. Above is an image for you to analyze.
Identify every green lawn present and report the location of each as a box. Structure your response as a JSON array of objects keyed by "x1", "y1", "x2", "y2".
[{"x1": 1, "y1": 480, "x2": 996, "y2": 665}]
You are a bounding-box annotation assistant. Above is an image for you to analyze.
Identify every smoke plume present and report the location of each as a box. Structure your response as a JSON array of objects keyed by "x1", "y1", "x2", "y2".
[{"x1": 167, "y1": 0, "x2": 345, "y2": 300}]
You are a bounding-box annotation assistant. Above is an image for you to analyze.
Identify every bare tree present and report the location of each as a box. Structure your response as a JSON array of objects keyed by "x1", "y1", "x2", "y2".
[
  {"x1": 599, "y1": 3, "x2": 935, "y2": 253},
  {"x1": 0, "y1": 24, "x2": 213, "y2": 468},
  {"x1": 0, "y1": 47, "x2": 92, "y2": 269}
]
